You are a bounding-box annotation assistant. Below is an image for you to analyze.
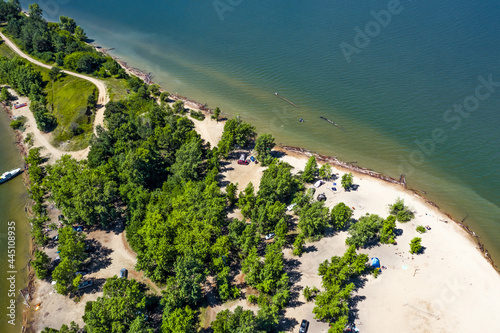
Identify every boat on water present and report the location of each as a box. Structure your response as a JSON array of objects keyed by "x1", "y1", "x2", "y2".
[{"x1": 0, "y1": 168, "x2": 22, "y2": 184}]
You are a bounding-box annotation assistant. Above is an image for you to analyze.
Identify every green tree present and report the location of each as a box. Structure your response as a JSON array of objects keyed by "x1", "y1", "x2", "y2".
[
  {"x1": 298, "y1": 201, "x2": 330, "y2": 237},
  {"x1": 380, "y1": 215, "x2": 396, "y2": 244},
  {"x1": 313, "y1": 246, "x2": 367, "y2": 324},
  {"x1": 330, "y1": 202, "x2": 352, "y2": 230},
  {"x1": 211, "y1": 306, "x2": 262, "y2": 333},
  {"x1": 292, "y1": 233, "x2": 305, "y2": 256},
  {"x1": 257, "y1": 160, "x2": 300, "y2": 203},
  {"x1": 25, "y1": 147, "x2": 43, "y2": 166},
  {"x1": 346, "y1": 214, "x2": 384, "y2": 247},
  {"x1": 390, "y1": 198, "x2": 414, "y2": 222},
  {"x1": 237, "y1": 182, "x2": 256, "y2": 218},
  {"x1": 303, "y1": 286, "x2": 319, "y2": 302},
  {"x1": 28, "y1": 3, "x2": 43, "y2": 21},
  {"x1": 160, "y1": 91, "x2": 169, "y2": 103},
  {"x1": 40, "y1": 321, "x2": 80, "y2": 333},
  {"x1": 0, "y1": 86, "x2": 12, "y2": 103},
  {"x1": 74, "y1": 26, "x2": 87, "y2": 41},
  {"x1": 416, "y1": 225, "x2": 426, "y2": 234},
  {"x1": 57, "y1": 226, "x2": 86, "y2": 262},
  {"x1": 341, "y1": 172, "x2": 353, "y2": 190},
  {"x1": 51, "y1": 257, "x2": 79, "y2": 295},
  {"x1": 83, "y1": 277, "x2": 148, "y2": 332},
  {"x1": 212, "y1": 107, "x2": 221, "y2": 122},
  {"x1": 31, "y1": 250, "x2": 51, "y2": 279},
  {"x1": 318, "y1": 163, "x2": 333, "y2": 180},
  {"x1": 162, "y1": 305, "x2": 197, "y2": 333},
  {"x1": 409, "y1": 237, "x2": 422, "y2": 254},
  {"x1": 49, "y1": 66, "x2": 61, "y2": 82},
  {"x1": 302, "y1": 156, "x2": 318, "y2": 183},
  {"x1": 173, "y1": 100, "x2": 185, "y2": 114},
  {"x1": 148, "y1": 84, "x2": 161, "y2": 97},
  {"x1": 254, "y1": 133, "x2": 275, "y2": 165},
  {"x1": 225, "y1": 182, "x2": 238, "y2": 206},
  {"x1": 59, "y1": 16, "x2": 76, "y2": 33}
]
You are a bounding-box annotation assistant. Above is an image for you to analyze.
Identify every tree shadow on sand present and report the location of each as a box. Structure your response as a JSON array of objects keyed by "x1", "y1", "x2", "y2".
[{"x1": 84, "y1": 239, "x2": 112, "y2": 274}]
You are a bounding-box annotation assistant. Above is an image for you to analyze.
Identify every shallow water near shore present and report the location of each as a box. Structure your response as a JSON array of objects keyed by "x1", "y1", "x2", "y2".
[
  {"x1": 0, "y1": 111, "x2": 30, "y2": 333},
  {"x1": 18, "y1": 0, "x2": 500, "y2": 266}
]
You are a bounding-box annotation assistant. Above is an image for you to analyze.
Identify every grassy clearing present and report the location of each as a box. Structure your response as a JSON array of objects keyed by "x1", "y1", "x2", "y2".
[
  {"x1": 42, "y1": 70, "x2": 95, "y2": 150},
  {"x1": 103, "y1": 77, "x2": 129, "y2": 102},
  {"x1": 0, "y1": 40, "x2": 15, "y2": 58}
]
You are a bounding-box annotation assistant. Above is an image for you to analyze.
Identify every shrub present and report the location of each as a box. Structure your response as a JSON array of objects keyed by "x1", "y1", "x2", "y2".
[
  {"x1": 341, "y1": 172, "x2": 353, "y2": 190},
  {"x1": 409, "y1": 237, "x2": 422, "y2": 254},
  {"x1": 10, "y1": 116, "x2": 26, "y2": 129},
  {"x1": 390, "y1": 198, "x2": 414, "y2": 222},
  {"x1": 247, "y1": 294, "x2": 258, "y2": 304},
  {"x1": 189, "y1": 109, "x2": 205, "y2": 121},
  {"x1": 416, "y1": 225, "x2": 426, "y2": 234},
  {"x1": 292, "y1": 234, "x2": 305, "y2": 256},
  {"x1": 303, "y1": 286, "x2": 319, "y2": 302},
  {"x1": 380, "y1": 215, "x2": 396, "y2": 244}
]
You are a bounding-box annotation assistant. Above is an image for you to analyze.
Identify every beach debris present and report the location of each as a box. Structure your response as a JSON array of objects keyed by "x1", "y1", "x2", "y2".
[
  {"x1": 403, "y1": 302, "x2": 439, "y2": 319},
  {"x1": 274, "y1": 92, "x2": 298, "y2": 107},
  {"x1": 319, "y1": 116, "x2": 345, "y2": 131}
]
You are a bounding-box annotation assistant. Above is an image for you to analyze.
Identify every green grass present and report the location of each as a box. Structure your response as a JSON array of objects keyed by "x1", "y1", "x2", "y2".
[
  {"x1": 0, "y1": 41, "x2": 15, "y2": 58},
  {"x1": 42, "y1": 70, "x2": 96, "y2": 150},
  {"x1": 103, "y1": 76, "x2": 129, "y2": 102}
]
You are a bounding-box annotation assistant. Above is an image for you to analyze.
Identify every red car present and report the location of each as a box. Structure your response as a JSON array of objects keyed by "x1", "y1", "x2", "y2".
[{"x1": 237, "y1": 154, "x2": 249, "y2": 165}]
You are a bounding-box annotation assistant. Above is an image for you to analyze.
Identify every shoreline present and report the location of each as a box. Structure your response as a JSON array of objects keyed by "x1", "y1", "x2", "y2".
[
  {"x1": 2, "y1": 35, "x2": 497, "y2": 332},
  {"x1": 275, "y1": 144, "x2": 498, "y2": 272},
  {"x1": 91, "y1": 41, "x2": 499, "y2": 272}
]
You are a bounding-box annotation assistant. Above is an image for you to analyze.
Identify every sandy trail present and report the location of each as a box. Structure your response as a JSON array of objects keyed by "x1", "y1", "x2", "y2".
[{"x1": 0, "y1": 32, "x2": 109, "y2": 161}]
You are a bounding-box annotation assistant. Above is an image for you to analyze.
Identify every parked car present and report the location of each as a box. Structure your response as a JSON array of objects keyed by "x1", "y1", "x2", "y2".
[
  {"x1": 78, "y1": 280, "x2": 93, "y2": 290},
  {"x1": 237, "y1": 154, "x2": 249, "y2": 165},
  {"x1": 265, "y1": 233, "x2": 275, "y2": 240},
  {"x1": 299, "y1": 319, "x2": 309, "y2": 333},
  {"x1": 73, "y1": 226, "x2": 83, "y2": 232},
  {"x1": 120, "y1": 268, "x2": 128, "y2": 279},
  {"x1": 75, "y1": 271, "x2": 87, "y2": 276}
]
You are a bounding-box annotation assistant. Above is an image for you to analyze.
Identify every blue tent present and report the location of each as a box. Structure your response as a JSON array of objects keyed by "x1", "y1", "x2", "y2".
[{"x1": 371, "y1": 257, "x2": 380, "y2": 268}]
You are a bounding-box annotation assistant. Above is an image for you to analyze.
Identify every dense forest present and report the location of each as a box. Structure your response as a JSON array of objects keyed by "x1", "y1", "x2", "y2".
[{"x1": 2, "y1": 1, "x2": 124, "y2": 77}]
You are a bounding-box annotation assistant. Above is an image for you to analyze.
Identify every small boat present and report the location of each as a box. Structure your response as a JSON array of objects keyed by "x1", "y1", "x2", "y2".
[{"x1": 0, "y1": 168, "x2": 22, "y2": 184}]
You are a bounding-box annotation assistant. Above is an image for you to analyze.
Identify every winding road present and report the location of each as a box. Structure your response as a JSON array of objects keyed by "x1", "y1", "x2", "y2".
[{"x1": 0, "y1": 32, "x2": 109, "y2": 160}]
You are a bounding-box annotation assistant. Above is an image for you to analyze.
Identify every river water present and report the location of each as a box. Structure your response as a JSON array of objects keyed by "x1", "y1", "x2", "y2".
[{"x1": 0, "y1": 109, "x2": 30, "y2": 333}]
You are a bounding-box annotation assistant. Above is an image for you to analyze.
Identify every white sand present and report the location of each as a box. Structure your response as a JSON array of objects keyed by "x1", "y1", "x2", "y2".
[
  {"x1": 278, "y1": 154, "x2": 500, "y2": 333},
  {"x1": 195, "y1": 125, "x2": 500, "y2": 332}
]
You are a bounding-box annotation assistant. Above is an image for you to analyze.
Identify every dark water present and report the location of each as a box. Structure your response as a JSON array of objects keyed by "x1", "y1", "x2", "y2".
[
  {"x1": 0, "y1": 110, "x2": 30, "y2": 333},
  {"x1": 16, "y1": 0, "x2": 500, "y2": 264}
]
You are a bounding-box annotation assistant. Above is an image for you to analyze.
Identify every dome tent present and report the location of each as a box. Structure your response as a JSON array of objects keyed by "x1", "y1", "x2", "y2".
[{"x1": 371, "y1": 257, "x2": 380, "y2": 268}]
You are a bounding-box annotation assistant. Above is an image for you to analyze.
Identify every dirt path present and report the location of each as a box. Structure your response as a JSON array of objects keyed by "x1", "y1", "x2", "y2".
[{"x1": 0, "y1": 32, "x2": 109, "y2": 161}]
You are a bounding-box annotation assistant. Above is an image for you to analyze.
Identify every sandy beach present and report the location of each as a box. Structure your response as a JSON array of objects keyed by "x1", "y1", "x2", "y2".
[{"x1": 196, "y1": 123, "x2": 500, "y2": 332}]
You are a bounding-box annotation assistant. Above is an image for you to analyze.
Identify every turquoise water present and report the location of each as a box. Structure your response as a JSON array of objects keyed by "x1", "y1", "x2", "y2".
[
  {"x1": 0, "y1": 110, "x2": 30, "y2": 333},
  {"x1": 15, "y1": 0, "x2": 500, "y2": 265}
]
